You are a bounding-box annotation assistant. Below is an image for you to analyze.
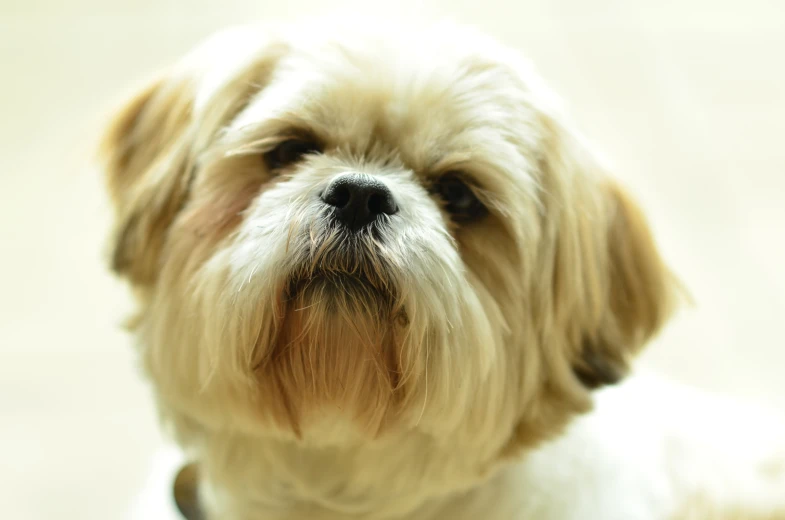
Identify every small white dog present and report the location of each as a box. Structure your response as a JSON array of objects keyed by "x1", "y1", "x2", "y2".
[{"x1": 102, "y1": 19, "x2": 785, "y2": 520}]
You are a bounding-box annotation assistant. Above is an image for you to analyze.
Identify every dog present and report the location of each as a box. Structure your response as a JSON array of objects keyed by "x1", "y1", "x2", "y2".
[{"x1": 101, "y1": 19, "x2": 785, "y2": 520}]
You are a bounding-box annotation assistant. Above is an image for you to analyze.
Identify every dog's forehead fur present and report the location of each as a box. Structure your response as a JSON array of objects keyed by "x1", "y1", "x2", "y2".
[{"x1": 211, "y1": 23, "x2": 550, "y2": 205}]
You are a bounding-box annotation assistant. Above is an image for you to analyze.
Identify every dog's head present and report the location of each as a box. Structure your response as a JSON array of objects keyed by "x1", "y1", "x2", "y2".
[{"x1": 102, "y1": 20, "x2": 675, "y2": 465}]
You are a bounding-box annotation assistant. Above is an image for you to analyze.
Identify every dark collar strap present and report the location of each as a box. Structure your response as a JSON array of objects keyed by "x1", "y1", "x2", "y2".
[{"x1": 173, "y1": 463, "x2": 205, "y2": 520}]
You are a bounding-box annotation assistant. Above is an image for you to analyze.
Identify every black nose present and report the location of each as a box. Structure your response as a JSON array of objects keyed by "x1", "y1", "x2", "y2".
[{"x1": 321, "y1": 174, "x2": 398, "y2": 231}]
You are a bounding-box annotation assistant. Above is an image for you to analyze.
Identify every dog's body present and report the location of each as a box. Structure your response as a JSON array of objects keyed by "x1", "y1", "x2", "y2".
[
  {"x1": 128, "y1": 375, "x2": 785, "y2": 520},
  {"x1": 103, "y1": 19, "x2": 785, "y2": 520}
]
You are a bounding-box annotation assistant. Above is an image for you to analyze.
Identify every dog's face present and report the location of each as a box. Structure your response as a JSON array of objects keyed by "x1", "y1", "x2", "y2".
[{"x1": 102, "y1": 21, "x2": 674, "y2": 465}]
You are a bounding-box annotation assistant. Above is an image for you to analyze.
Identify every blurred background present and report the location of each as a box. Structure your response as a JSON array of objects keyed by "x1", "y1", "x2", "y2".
[{"x1": 1, "y1": 0, "x2": 783, "y2": 518}]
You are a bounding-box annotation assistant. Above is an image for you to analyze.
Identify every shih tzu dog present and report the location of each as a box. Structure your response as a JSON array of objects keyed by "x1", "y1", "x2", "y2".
[{"x1": 101, "y1": 19, "x2": 785, "y2": 520}]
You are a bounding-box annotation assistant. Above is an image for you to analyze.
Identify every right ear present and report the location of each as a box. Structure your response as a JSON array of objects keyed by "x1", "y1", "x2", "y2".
[
  {"x1": 99, "y1": 28, "x2": 289, "y2": 286},
  {"x1": 99, "y1": 73, "x2": 196, "y2": 285}
]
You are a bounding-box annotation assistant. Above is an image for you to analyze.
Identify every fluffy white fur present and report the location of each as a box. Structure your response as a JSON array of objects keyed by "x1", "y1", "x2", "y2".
[
  {"x1": 129, "y1": 375, "x2": 785, "y2": 520},
  {"x1": 103, "y1": 19, "x2": 785, "y2": 520}
]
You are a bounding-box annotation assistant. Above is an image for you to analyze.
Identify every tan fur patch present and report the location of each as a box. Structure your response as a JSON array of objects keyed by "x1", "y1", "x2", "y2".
[
  {"x1": 255, "y1": 278, "x2": 406, "y2": 437},
  {"x1": 167, "y1": 159, "x2": 271, "y2": 276}
]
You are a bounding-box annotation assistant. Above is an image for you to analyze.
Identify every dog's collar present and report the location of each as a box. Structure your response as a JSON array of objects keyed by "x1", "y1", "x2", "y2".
[{"x1": 173, "y1": 463, "x2": 204, "y2": 520}]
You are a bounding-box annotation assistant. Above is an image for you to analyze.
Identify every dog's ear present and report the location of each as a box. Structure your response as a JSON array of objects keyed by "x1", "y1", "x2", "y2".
[
  {"x1": 99, "y1": 73, "x2": 195, "y2": 285},
  {"x1": 537, "y1": 116, "x2": 679, "y2": 392},
  {"x1": 571, "y1": 180, "x2": 676, "y2": 388},
  {"x1": 506, "y1": 158, "x2": 678, "y2": 454},
  {"x1": 99, "y1": 29, "x2": 288, "y2": 286}
]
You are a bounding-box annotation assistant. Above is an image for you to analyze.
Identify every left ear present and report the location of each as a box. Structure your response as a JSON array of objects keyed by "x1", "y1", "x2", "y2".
[
  {"x1": 536, "y1": 112, "x2": 679, "y2": 391},
  {"x1": 571, "y1": 180, "x2": 677, "y2": 388},
  {"x1": 504, "y1": 146, "x2": 679, "y2": 456}
]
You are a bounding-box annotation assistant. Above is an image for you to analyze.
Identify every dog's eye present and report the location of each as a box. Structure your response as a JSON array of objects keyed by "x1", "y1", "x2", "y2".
[
  {"x1": 432, "y1": 173, "x2": 488, "y2": 222},
  {"x1": 264, "y1": 138, "x2": 322, "y2": 170}
]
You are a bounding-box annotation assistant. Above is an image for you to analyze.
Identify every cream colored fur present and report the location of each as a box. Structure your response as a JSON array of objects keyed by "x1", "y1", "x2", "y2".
[{"x1": 102, "y1": 19, "x2": 785, "y2": 520}]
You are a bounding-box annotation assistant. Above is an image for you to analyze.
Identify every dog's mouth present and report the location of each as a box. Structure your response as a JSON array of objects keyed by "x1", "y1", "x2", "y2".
[
  {"x1": 284, "y1": 266, "x2": 398, "y2": 311},
  {"x1": 280, "y1": 222, "x2": 407, "y2": 322},
  {"x1": 285, "y1": 231, "x2": 398, "y2": 298}
]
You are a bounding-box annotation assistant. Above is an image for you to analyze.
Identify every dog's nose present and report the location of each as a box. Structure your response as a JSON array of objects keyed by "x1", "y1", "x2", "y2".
[{"x1": 321, "y1": 174, "x2": 398, "y2": 231}]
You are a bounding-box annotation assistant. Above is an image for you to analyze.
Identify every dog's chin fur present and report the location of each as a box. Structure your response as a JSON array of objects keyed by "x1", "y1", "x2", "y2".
[
  {"x1": 101, "y1": 18, "x2": 785, "y2": 520},
  {"x1": 267, "y1": 269, "x2": 406, "y2": 438}
]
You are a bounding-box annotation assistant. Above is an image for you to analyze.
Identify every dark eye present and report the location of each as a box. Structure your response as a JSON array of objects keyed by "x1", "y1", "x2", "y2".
[
  {"x1": 433, "y1": 173, "x2": 488, "y2": 222},
  {"x1": 264, "y1": 138, "x2": 321, "y2": 170}
]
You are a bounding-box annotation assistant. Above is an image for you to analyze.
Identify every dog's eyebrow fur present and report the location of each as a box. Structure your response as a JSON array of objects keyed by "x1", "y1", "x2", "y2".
[{"x1": 222, "y1": 126, "x2": 323, "y2": 158}]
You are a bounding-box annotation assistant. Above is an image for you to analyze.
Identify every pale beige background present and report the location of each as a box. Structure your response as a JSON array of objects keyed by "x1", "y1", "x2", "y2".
[{"x1": 1, "y1": 0, "x2": 783, "y2": 518}]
